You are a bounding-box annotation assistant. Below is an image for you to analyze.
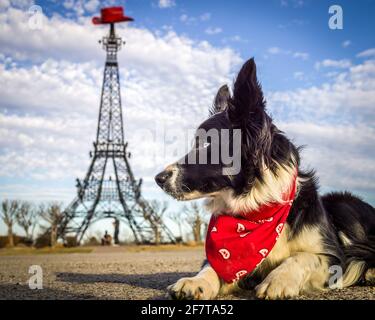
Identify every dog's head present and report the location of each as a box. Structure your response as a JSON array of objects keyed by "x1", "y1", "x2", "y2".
[{"x1": 155, "y1": 58, "x2": 297, "y2": 209}]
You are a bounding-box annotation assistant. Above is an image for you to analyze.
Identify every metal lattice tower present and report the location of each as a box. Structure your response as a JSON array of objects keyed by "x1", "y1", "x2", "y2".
[{"x1": 60, "y1": 13, "x2": 176, "y2": 245}]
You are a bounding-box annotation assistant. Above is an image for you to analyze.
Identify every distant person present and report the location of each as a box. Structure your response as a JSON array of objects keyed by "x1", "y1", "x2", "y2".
[{"x1": 101, "y1": 230, "x2": 112, "y2": 246}]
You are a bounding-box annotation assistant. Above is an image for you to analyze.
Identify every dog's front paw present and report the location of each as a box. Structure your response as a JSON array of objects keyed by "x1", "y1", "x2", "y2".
[
  {"x1": 255, "y1": 271, "x2": 301, "y2": 300},
  {"x1": 167, "y1": 277, "x2": 217, "y2": 300}
]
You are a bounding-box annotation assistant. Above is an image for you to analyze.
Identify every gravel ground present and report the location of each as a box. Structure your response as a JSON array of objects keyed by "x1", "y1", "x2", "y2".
[{"x1": 0, "y1": 247, "x2": 373, "y2": 300}]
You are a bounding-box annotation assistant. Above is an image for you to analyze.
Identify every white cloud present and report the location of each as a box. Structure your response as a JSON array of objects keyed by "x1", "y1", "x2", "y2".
[
  {"x1": 180, "y1": 12, "x2": 212, "y2": 25},
  {"x1": 268, "y1": 46, "x2": 283, "y2": 54},
  {"x1": 63, "y1": 0, "x2": 85, "y2": 16},
  {"x1": 278, "y1": 121, "x2": 375, "y2": 192},
  {"x1": 200, "y1": 12, "x2": 211, "y2": 21},
  {"x1": 280, "y1": 0, "x2": 288, "y2": 7},
  {"x1": 0, "y1": 60, "x2": 100, "y2": 117},
  {"x1": 83, "y1": 0, "x2": 99, "y2": 13},
  {"x1": 267, "y1": 47, "x2": 309, "y2": 60},
  {"x1": 315, "y1": 59, "x2": 352, "y2": 69},
  {"x1": 230, "y1": 35, "x2": 242, "y2": 42},
  {"x1": 63, "y1": 0, "x2": 74, "y2": 9},
  {"x1": 179, "y1": 14, "x2": 187, "y2": 21},
  {"x1": 0, "y1": 0, "x2": 10, "y2": 9},
  {"x1": 205, "y1": 27, "x2": 222, "y2": 35},
  {"x1": 280, "y1": 0, "x2": 306, "y2": 8},
  {"x1": 342, "y1": 40, "x2": 351, "y2": 48},
  {"x1": 179, "y1": 13, "x2": 192, "y2": 23},
  {"x1": 293, "y1": 51, "x2": 309, "y2": 60},
  {"x1": 357, "y1": 48, "x2": 375, "y2": 58},
  {"x1": 3, "y1": 0, "x2": 32, "y2": 9},
  {"x1": 158, "y1": 0, "x2": 175, "y2": 9},
  {"x1": 222, "y1": 35, "x2": 248, "y2": 44},
  {"x1": 293, "y1": 71, "x2": 304, "y2": 80},
  {"x1": 63, "y1": 0, "x2": 99, "y2": 16},
  {"x1": 267, "y1": 58, "x2": 375, "y2": 197},
  {"x1": 0, "y1": 8, "x2": 101, "y2": 62},
  {"x1": 278, "y1": 19, "x2": 309, "y2": 29},
  {"x1": 269, "y1": 61, "x2": 375, "y2": 120}
]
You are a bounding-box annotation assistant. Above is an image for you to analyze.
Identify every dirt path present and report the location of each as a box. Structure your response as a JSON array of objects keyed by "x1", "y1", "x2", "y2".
[{"x1": 0, "y1": 247, "x2": 373, "y2": 300}]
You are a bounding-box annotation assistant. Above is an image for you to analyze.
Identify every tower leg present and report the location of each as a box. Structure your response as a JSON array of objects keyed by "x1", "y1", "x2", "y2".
[
  {"x1": 76, "y1": 206, "x2": 98, "y2": 245},
  {"x1": 75, "y1": 153, "x2": 109, "y2": 244},
  {"x1": 113, "y1": 156, "x2": 144, "y2": 243}
]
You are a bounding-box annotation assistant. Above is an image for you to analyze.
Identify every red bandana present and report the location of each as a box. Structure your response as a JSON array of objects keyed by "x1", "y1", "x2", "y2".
[{"x1": 205, "y1": 173, "x2": 297, "y2": 283}]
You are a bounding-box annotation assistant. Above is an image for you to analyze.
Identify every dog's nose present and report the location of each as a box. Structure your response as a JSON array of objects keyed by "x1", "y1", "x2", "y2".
[{"x1": 155, "y1": 170, "x2": 172, "y2": 187}]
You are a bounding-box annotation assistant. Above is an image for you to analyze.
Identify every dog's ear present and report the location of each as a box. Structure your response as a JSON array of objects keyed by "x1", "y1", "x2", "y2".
[
  {"x1": 227, "y1": 58, "x2": 265, "y2": 123},
  {"x1": 209, "y1": 84, "x2": 230, "y2": 116},
  {"x1": 228, "y1": 58, "x2": 273, "y2": 169}
]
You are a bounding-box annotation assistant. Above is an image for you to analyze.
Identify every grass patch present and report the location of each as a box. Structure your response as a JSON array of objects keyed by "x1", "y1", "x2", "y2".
[
  {"x1": 92, "y1": 243, "x2": 205, "y2": 253},
  {"x1": 0, "y1": 244, "x2": 204, "y2": 256},
  {"x1": 0, "y1": 246, "x2": 93, "y2": 256},
  {"x1": 131, "y1": 244, "x2": 204, "y2": 252}
]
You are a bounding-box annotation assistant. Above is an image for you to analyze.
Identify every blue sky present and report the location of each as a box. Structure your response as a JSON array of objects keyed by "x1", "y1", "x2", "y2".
[{"x1": 0, "y1": 0, "x2": 374, "y2": 239}]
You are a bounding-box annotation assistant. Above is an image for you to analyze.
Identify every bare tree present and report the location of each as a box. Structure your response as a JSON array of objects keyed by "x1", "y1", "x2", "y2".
[
  {"x1": 168, "y1": 210, "x2": 184, "y2": 242},
  {"x1": 38, "y1": 202, "x2": 64, "y2": 247},
  {"x1": 16, "y1": 201, "x2": 37, "y2": 241},
  {"x1": 148, "y1": 200, "x2": 168, "y2": 245},
  {"x1": 1, "y1": 199, "x2": 19, "y2": 247},
  {"x1": 184, "y1": 203, "x2": 208, "y2": 243}
]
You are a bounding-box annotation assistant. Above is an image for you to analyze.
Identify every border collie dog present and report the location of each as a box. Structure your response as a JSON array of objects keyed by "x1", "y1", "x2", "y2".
[{"x1": 155, "y1": 58, "x2": 375, "y2": 299}]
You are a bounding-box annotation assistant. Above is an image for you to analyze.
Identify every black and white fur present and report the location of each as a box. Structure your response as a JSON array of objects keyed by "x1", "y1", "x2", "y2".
[{"x1": 155, "y1": 58, "x2": 375, "y2": 299}]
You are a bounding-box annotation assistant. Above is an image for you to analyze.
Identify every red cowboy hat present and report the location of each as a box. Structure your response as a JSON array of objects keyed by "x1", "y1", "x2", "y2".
[{"x1": 92, "y1": 6, "x2": 134, "y2": 25}]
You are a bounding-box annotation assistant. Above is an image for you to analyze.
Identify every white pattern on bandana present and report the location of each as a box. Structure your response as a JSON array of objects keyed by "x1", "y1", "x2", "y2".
[
  {"x1": 219, "y1": 248, "x2": 231, "y2": 260},
  {"x1": 236, "y1": 223, "x2": 245, "y2": 233},
  {"x1": 276, "y1": 223, "x2": 284, "y2": 236},
  {"x1": 259, "y1": 248, "x2": 269, "y2": 257},
  {"x1": 239, "y1": 231, "x2": 251, "y2": 238},
  {"x1": 234, "y1": 270, "x2": 248, "y2": 281}
]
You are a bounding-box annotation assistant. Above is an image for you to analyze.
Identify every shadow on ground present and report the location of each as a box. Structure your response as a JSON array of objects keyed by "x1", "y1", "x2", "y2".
[
  {"x1": 0, "y1": 284, "x2": 95, "y2": 300},
  {"x1": 56, "y1": 271, "x2": 198, "y2": 300},
  {"x1": 56, "y1": 272, "x2": 195, "y2": 290}
]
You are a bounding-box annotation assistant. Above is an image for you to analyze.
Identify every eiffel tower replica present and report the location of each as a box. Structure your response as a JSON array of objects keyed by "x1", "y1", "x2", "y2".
[{"x1": 60, "y1": 7, "x2": 176, "y2": 245}]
